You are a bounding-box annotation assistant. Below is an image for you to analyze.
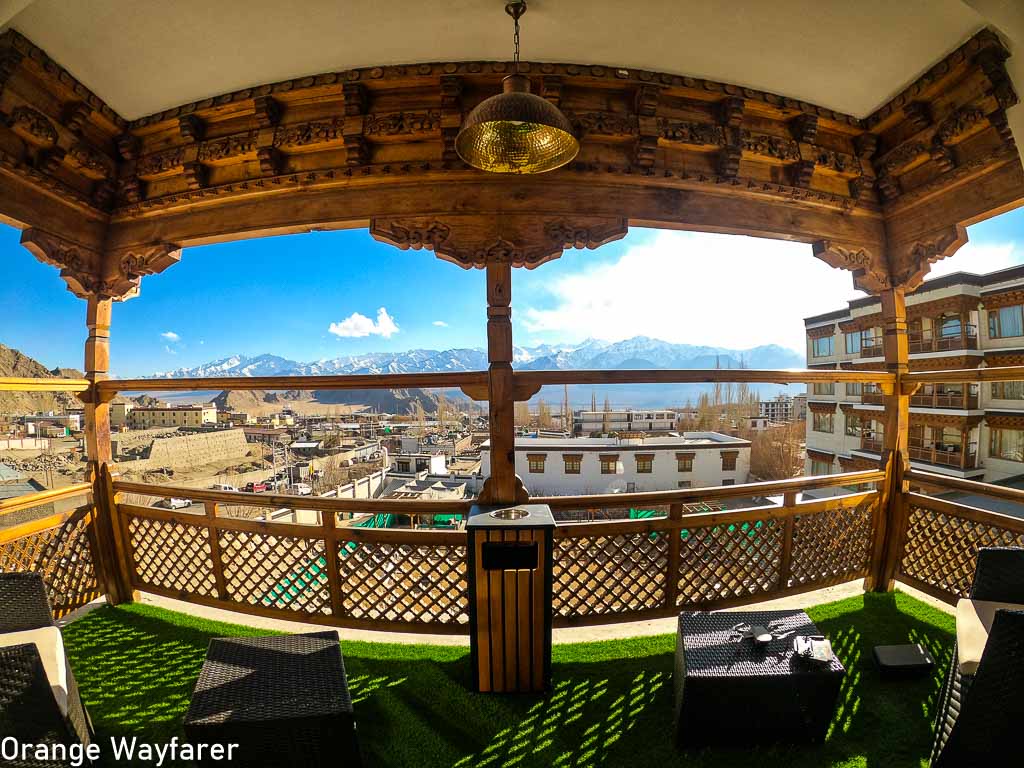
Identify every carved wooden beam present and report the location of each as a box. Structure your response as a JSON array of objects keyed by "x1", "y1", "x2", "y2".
[
  {"x1": 369, "y1": 215, "x2": 628, "y2": 270},
  {"x1": 811, "y1": 240, "x2": 891, "y2": 294},
  {"x1": 20, "y1": 228, "x2": 104, "y2": 299}
]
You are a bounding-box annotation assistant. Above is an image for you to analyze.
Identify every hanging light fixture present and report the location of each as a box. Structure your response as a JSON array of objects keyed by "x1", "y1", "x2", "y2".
[{"x1": 456, "y1": 1, "x2": 579, "y2": 174}]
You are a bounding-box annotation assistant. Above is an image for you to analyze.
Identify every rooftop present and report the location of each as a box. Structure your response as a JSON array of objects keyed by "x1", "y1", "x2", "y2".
[{"x1": 483, "y1": 432, "x2": 751, "y2": 450}]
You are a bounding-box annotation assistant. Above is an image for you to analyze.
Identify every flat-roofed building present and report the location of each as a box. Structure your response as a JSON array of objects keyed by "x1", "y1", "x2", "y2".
[
  {"x1": 481, "y1": 433, "x2": 751, "y2": 495},
  {"x1": 128, "y1": 404, "x2": 217, "y2": 429},
  {"x1": 573, "y1": 409, "x2": 677, "y2": 435}
]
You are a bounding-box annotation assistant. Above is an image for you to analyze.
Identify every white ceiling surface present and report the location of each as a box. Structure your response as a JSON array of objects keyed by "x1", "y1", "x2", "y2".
[{"x1": 0, "y1": 0, "x2": 1015, "y2": 122}]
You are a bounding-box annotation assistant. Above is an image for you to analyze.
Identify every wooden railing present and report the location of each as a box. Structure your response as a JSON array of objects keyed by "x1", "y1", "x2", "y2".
[
  {"x1": 106, "y1": 471, "x2": 882, "y2": 632},
  {"x1": 908, "y1": 446, "x2": 977, "y2": 469},
  {"x1": 898, "y1": 470, "x2": 1024, "y2": 603},
  {"x1": 0, "y1": 483, "x2": 100, "y2": 617},
  {"x1": 909, "y1": 390, "x2": 978, "y2": 409},
  {"x1": 907, "y1": 326, "x2": 979, "y2": 354}
]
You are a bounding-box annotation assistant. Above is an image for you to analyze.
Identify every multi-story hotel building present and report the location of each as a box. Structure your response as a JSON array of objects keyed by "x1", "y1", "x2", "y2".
[
  {"x1": 481, "y1": 433, "x2": 751, "y2": 495},
  {"x1": 572, "y1": 409, "x2": 677, "y2": 435},
  {"x1": 804, "y1": 265, "x2": 1024, "y2": 483},
  {"x1": 127, "y1": 404, "x2": 218, "y2": 429}
]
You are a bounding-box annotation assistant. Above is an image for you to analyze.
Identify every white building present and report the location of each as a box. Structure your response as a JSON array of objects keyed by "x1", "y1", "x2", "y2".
[
  {"x1": 804, "y1": 265, "x2": 1024, "y2": 483},
  {"x1": 480, "y1": 433, "x2": 751, "y2": 495},
  {"x1": 573, "y1": 409, "x2": 677, "y2": 435},
  {"x1": 390, "y1": 453, "x2": 447, "y2": 475},
  {"x1": 758, "y1": 395, "x2": 805, "y2": 423},
  {"x1": 127, "y1": 404, "x2": 217, "y2": 429}
]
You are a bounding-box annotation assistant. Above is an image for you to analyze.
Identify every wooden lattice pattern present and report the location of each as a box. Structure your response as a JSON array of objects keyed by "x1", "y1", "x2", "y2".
[
  {"x1": 900, "y1": 502, "x2": 1024, "y2": 599},
  {"x1": 788, "y1": 499, "x2": 876, "y2": 586},
  {"x1": 553, "y1": 531, "x2": 668, "y2": 616},
  {"x1": 677, "y1": 517, "x2": 784, "y2": 605},
  {"x1": 219, "y1": 530, "x2": 331, "y2": 614},
  {"x1": 127, "y1": 516, "x2": 217, "y2": 597},
  {"x1": 0, "y1": 508, "x2": 100, "y2": 618},
  {"x1": 337, "y1": 539, "x2": 468, "y2": 625}
]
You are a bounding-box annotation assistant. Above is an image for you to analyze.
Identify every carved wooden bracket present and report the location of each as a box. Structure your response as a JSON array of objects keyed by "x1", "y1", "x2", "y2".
[
  {"x1": 20, "y1": 228, "x2": 104, "y2": 299},
  {"x1": 811, "y1": 240, "x2": 891, "y2": 294},
  {"x1": 888, "y1": 224, "x2": 968, "y2": 292},
  {"x1": 369, "y1": 215, "x2": 628, "y2": 269},
  {"x1": 105, "y1": 244, "x2": 182, "y2": 299},
  {"x1": 459, "y1": 379, "x2": 542, "y2": 402}
]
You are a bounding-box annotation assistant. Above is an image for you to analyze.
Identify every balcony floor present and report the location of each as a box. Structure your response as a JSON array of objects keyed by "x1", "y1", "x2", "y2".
[{"x1": 62, "y1": 592, "x2": 954, "y2": 767}]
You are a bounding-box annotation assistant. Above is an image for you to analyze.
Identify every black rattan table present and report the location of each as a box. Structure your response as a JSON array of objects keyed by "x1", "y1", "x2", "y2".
[
  {"x1": 674, "y1": 610, "x2": 845, "y2": 746},
  {"x1": 184, "y1": 630, "x2": 361, "y2": 767}
]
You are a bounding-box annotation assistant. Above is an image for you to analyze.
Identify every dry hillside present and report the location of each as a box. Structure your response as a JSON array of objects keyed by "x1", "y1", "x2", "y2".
[{"x1": 0, "y1": 343, "x2": 83, "y2": 414}]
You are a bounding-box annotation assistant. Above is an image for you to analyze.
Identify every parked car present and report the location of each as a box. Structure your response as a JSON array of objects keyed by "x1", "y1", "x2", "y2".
[
  {"x1": 209, "y1": 483, "x2": 238, "y2": 492},
  {"x1": 243, "y1": 481, "x2": 267, "y2": 493},
  {"x1": 156, "y1": 497, "x2": 192, "y2": 510},
  {"x1": 266, "y1": 478, "x2": 287, "y2": 490},
  {"x1": 291, "y1": 483, "x2": 313, "y2": 496}
]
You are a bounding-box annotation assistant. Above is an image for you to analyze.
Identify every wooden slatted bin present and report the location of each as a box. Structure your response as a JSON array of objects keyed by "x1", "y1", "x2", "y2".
[{"x1": 467, "y1": 504, "x2": 554, "y2": 693}]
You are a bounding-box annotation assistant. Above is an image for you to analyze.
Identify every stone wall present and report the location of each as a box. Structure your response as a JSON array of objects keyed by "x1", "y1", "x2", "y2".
[{"x1": 114, "y1": 428, "x2": 251, "y2": 472}]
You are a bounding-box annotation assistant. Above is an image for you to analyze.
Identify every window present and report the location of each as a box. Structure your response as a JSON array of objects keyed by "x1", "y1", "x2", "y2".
[
  {"x1": 635, "y1": 454, "x2": 654, "y2": 473},
  {"x1": 990, "y1": 428, "x2": 1024, "y2": 462},
  {"x1": 811, "y1": 336, "x2": 834, "y2": 358},
  {"x1": 845, "y1": 333, "x2": 861, "y2": 354},
  {"x1": 939, "y1": 314, "x2": 962, "y2": 338},
  {"x1": 600, "y1": 454, "x2": 619, "y2": 474},
  {"x1": 846, "y1": 382, "x2": 863, "y2": 396},
  {"x1": 812, "y1": 382, "x2": 835, "y2": 395},
  {"x1": 989, "y1": 305, "x2": 1024, "y2": 338},
  {"x1": 845, "y1": 412, "x2": 862, "y2": 437},
  {"x1": 720, "y1": 451, "x2": 738, "y2": 471},
  {"x1": 991, "y1": 381, "x2": 1024, "y2": 400},
  {"x1": 812, "y1": 412, "x2": 834, "y2": 433},
  {"x1": 676, "y1": 452, "x2": 694, "y2": 472},
  {"x1": 527, "y1": 454, "x2": 546, "y2": 473},
  {"x1": 722, "y1": 479, "x2": 735, "y2": 486},
  {"x1": 677, "y1": 481, "x2": 692, "y2": 489},
  {"x1": 562, "y1": 454, "x2": 582, "y2": 474},
  {"x1": 811, "y1": 459, "x2": 832, "y2": 476}
]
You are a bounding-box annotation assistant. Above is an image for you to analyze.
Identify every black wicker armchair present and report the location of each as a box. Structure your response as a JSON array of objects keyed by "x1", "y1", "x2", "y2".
[
  {"x1": 930, "y1": 547, "x2": 1024, "y2": 767},
  {"x1": 0, "y1": 572, "x2": 94, "y2": 766}
]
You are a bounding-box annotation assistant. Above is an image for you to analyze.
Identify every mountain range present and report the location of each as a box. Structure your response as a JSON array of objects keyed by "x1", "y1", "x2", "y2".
[{"x1": 153, "y1": 337, "x2": 804, "y2": 409}]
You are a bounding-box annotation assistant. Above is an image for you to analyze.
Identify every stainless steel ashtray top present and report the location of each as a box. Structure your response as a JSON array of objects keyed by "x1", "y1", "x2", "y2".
[{"x1": 489, "y1": 508, "x2": 530, "y2": 520}]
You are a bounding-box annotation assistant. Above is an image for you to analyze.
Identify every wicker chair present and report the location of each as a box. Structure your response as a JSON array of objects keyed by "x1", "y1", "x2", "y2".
[
  {"x1": 0, "y1": 572, "x2": 94, "y2": 766},
  {"x1": 930, "y1": 547, "x2": 1024, "y2": 767}
]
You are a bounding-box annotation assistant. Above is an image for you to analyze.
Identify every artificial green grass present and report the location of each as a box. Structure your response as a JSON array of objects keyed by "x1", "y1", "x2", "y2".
[{"x1": 62, "y1": 591, "x2": 954, "y2": 767}]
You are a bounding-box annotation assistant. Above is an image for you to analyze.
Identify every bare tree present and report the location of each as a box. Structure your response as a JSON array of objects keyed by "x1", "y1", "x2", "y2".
[{"x1": 749, "y1": 420, "x2": 805, "y2": 480}]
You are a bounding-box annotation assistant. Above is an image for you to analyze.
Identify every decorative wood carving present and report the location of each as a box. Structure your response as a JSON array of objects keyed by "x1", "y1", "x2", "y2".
[
  {"x1": 62, "y1": 102, "x2": 93, "y2": 135},
  {"x1": 792, "y1": 160, "x2": 815, "y2": 189},
  {"x1": 634, "y1": 84, "x2": 660, "y2": 168},
  {"x1": 178, "y1": 115, "x2": 204, "y2": 142},
  {"x1": 198, "y1": 131, "x2": 258, "y2": 163},
  {"x1": 937, "y1": 107, "x2": 986, "y2": 145},
  {"x1": 888, "y1": 225, "x2": 968, "y2": 292},
  {"x1": 566, "y1": 111, "x2": 637, "y2": 137},
  {"x1": 369, "y1": 215, "x2": 628, "y2": 269},
  {"x1": 657, "y1": 119, "x2": 725, "y2": 146},
  {"x1": 741, "y1": 131, "x2": 801, "y2": 162},
  {"x1": 880, "y1": 142, "x2": 929, "y2": 177},
  {"x1": 273, "y1": 119, "x2": 344, "y2": 149},
  {"x1": 790, "y1": 114, "x2": 818, "y2": 144},
  {"x1": 20, "y1": 228, "x2": 103, "y2": 299},
  {"x1": 257, "y1": 147, "x2": 283, "y2": 176},
  {"x1": 364, "y1": 111, "x2": 440, "y2": 136},
  {"x1": 540, "y1": 76, "x2": 562, "y2": 107},
  {"x1": 181, "y1": 161, "x2": 207, "y2": 191},
  {"x1": 976, "y1": 45, "x2": 1019, "y2": 111},
  {"x1": 66, "y1": 143, "x2": 111, "y2": 180},
  {"x1": 812, "y1": 241, "x2": 890, "y2": 293},
  {"x1": 854, "y1": 133, "x2": 878, "y2": 158},
  {"x1": 115, "y1": 133, "x2": 138, "y2": 161},
  {"x1": 902, "y1": 102, "x2": 932, "y2": 132},
  {"x1": 136, "y1": 148, "x2": 185, "y2": 178},
  {"x1": 440, "y1": 75, "x2": 463, "y2": 163},
  {"x1": 806, "y1": 323, "x2": 836, "y2": 340},
  {"x1": 253, "y1": 96, "x2": 281, "y2": 128},
  {"x1": 7, "y1": 106, "x2": 57, "y2": 147}
]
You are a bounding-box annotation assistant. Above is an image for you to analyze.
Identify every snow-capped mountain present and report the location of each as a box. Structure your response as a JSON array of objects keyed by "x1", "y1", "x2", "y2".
[{"x1": 154, "y1": 337, "x2": 802, "y2": 378}]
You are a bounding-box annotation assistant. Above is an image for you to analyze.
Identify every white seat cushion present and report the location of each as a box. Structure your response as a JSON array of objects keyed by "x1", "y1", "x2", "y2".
[
  {"x1": 955, "y1": 599, "x2": 1024, "y2": 676},
  {"x1": 0, "y1": 626, "x2": 69, "y2": 716}
]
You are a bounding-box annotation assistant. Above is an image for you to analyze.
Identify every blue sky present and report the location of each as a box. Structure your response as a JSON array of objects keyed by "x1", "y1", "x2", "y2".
[{"x1": 2, "y1": 208, "x2": 1023, "y2": 377}]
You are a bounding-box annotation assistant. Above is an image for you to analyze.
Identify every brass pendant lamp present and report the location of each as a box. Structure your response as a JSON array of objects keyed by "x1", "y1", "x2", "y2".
[{"x1": 455, "y1": 1, "x2": 579, "y2": 174}]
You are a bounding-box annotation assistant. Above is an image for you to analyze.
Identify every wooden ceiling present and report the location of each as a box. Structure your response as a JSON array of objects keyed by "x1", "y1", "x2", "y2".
[{"x1": 0, "y1": 24, "x2": 1022, "y2": 301}]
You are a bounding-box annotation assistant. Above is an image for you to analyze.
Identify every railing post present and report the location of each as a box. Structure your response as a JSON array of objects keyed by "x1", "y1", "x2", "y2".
[
  {"x1": 868, "y1": 287, "x2": 911, "y2": 592},
  {"x1": 204, "y1": 501, "x2": 229, "y2": 600},
  {"x1": 665, "y1": 503, "x2": 682, "y2": 609},
  {"x1": 322, "y1": 508, "x2": 344, "y2": 619},
  {"x1": 777, "y1": 491, "x2": 797, "y2": 591},
  {"x1": 82, "y1": 297, "x2": 133, "y2": 605}
]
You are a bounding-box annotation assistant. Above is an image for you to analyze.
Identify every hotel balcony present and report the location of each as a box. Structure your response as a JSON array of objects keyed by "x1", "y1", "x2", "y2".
[
  {"x1": 908, "y1": 326, "x2": 979, "y2": 354},
  {"x1": 909, "y1": 390, "x2": 980, "y2": 410}
]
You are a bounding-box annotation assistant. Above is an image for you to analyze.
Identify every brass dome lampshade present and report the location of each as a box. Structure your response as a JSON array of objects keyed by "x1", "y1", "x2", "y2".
[{"x1": 455, "y1": 1, "x2": 579, "y2": 174}]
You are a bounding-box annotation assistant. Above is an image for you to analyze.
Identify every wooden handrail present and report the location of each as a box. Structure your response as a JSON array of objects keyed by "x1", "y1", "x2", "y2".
[
  {"x1": 906, "y1": 492, "x2": 1024, "y2": 535},
  {"x1": 904, "y1": 365, "x2": 1024, "y2": 384},
  {"x1": 906, "y1": 469, "x2": 1024, "y2": 503},
  {"x1": 515, "y1": 368, "x2": 895, "y2": 387},
  {"x1": 532, "y1": 469, "x2": 884, "y2": 508},
  {"x1": 97, "y1": 371, "x2": 489, "y2": 394},
  {"x1": 112, "y1": 480, "x2": 473, "y2": 516},
  {"x1": 0, "y1": 482, "x2": 92, "y2": 518},
  {"x1": 0, "y1": 377, "x2": 91, "y2": 392}
]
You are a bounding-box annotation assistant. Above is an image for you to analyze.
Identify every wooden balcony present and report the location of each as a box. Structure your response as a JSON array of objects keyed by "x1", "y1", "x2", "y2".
[
  {"x1": 861, "y1": 390, "x2": 885, "y2": 405},
  {"x1": 860, "y1": 340, "x2": 885, "y2": 359},
  {"x1": 908, "y1": 326, "x2": 979, "y2": 354},
  {"x1": 909, "y1": 445, "x2": 978, "y2": 470},
  {"x1": 860, "y1": 436, "x2": 884, "y2": 453},
  {"x1": 909, "y1": 391, "x2": 979, "y2": 409}
]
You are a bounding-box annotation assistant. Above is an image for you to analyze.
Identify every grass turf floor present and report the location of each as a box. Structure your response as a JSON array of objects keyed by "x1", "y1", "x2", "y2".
[{"x1": 62, "y1": 591, "x2": 954, "y2": 768}]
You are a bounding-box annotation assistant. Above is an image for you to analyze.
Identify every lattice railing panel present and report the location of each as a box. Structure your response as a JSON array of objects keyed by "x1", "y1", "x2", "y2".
[
  {"x1": 337, "y1": 539, "x2": 468, "y2": 625},
  {"x1": 1, "y1": 508, "x2": 100, "y2": 618},
  {"x1": 553, "y1": 531, "x2": 668, "y2": 616},
  {"x1": 789, "y1": 498, "x2": 876, "y2": 587},
  {"x1": 219, "y1": 530, "x2": 330, "y2": 615},
  {"x1": 677, "y1": 518, "x2": 784, "y2": 605},
  {"x1": 127, "y1": 517, "x2": 217, "y2": 597},
  {"x1": 900, "y1": 502, "x2": 1024, "y2": 599}
]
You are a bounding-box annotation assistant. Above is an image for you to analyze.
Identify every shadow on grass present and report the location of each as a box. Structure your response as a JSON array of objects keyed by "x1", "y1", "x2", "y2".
[{"x1": 62, "y1": 592, "x2": 954, "y2": 768}]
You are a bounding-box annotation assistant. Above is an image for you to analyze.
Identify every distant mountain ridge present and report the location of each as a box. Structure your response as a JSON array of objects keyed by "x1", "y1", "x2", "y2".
[{"x1": 154, "y1": 337, "x2": 803, "y2": 379}]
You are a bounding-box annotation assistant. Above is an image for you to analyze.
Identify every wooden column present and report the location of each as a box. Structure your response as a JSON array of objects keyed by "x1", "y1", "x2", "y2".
[
  {"x1": 82, "y1": 295, "x2": 132, "y2": 604},
  {"x1": 868, "y1": 288, "x2": 911, "y2": 591},
  {"x1": 479, "y1": 258, "x2": 524, "y2": 505}
]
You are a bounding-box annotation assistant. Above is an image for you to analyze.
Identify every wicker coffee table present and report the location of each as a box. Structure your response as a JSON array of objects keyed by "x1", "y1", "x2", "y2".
[
  {"x1": 674, "y1": 609, "x2": 845, "y2": 746},
  {"x1": 184, "y1": 630, "x2": 361, "y2": 767}
]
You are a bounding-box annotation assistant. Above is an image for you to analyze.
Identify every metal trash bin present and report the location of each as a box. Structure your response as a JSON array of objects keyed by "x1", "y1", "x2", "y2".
[{"x1": 467, "y1": 503, "x2": 554, "y2": 693}]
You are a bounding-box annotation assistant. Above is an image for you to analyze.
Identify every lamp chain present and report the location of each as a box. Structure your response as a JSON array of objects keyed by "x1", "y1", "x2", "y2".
[{"x1": 513, "y1": 12, "x2": 520, "y2": 70}]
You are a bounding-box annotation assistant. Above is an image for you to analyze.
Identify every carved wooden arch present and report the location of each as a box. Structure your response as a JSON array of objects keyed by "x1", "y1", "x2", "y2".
[{"x1": 0, "y1": 27, "x2": 1021, "y2": 297}]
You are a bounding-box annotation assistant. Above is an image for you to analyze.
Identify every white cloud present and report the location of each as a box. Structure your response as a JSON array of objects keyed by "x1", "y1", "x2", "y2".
[
  {"x1": 328, "y1": 307, "x2": 400, "y2": 338},
  {"x1": 164, "y1": 345, "x2": 177, "y2": 355},
  {"x1": 161, "y1": 331, "x2": 180, "y2": 342},
  {"x1": 926, "y1": 240, "x2": 1020, "y2": 280},
  {"x1": 520, "y1": 230, "x2": 864, "y2": 353},
  {"x1": 432, "y1": 320, "x2": 449, "y2": 327}
]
